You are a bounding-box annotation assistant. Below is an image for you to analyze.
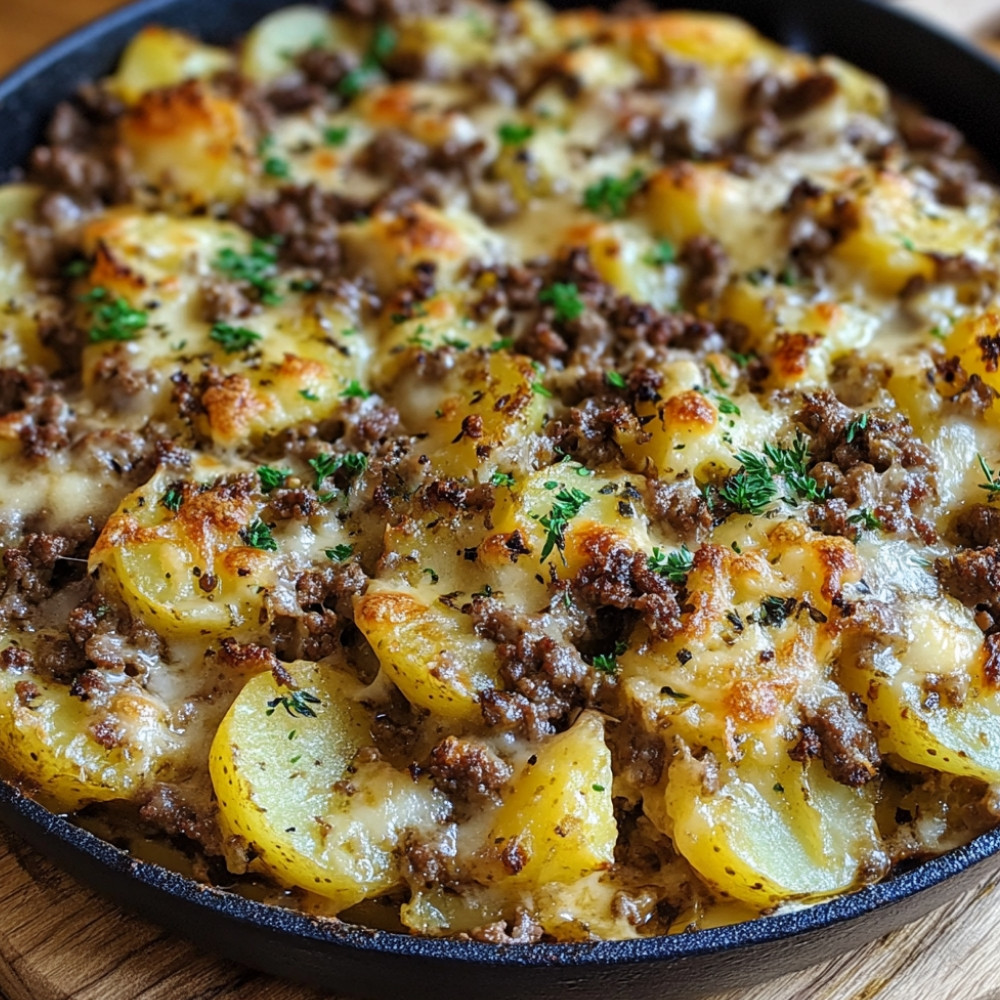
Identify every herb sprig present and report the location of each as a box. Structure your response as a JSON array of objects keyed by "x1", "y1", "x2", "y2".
[
  {"x1": 539, "y1": 282, "x2": 585, "y2": 322},
  {"x1": 534, "y1": 486, "x2": 591, "y2": 562},
  {"x1": 647, "y1": 545, "x2": 693, "y2": 584},
  {"x1": 266, "y1": 690, "x2": 321, "y2": 718},
  {"x1": 215, "y1": 240, "x2": 282, "y2": 305},
  {"x1": 82, "y1": 288, "x2": 148, "y2": 343},
  {"x1": 583, "y1": 169, "x2": 644, "y2": 218},
  {"x1": 211, "y1": 322, "x2": 262, "y2": 353},
  {"x1": 242, "y1": 518, "x2": 278, "y2": 551}
]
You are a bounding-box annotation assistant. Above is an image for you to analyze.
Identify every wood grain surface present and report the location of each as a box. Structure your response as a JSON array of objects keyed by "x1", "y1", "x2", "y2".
[{"x1": 3, "y1": 1, "x2": 1000, "y2": 999}]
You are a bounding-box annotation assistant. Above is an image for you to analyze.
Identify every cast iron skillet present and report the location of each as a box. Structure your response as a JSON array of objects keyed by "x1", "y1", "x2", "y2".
[{"x1": 2, "y1": 1, "x2": 1000, "y2": 996}]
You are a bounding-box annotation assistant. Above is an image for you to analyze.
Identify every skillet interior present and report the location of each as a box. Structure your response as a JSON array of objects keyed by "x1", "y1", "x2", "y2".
[{"x1": 2, "y1": 1, "x2": 1000, "y2": 995}]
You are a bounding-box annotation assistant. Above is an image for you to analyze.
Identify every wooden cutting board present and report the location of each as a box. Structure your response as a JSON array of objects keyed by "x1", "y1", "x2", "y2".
[{"x1": 3, "y1": 2, "x2": 1000, "y2": 998}]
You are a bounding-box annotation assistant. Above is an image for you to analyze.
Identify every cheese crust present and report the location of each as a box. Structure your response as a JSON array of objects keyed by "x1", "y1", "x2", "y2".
[{"x1": 2, "y1": 0, "x2": 1000, "y2": 941}]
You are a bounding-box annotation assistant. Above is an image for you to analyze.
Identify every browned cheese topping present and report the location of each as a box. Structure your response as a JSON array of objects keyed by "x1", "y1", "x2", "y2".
[{"x1": 3, "y1": 0, "x2": 1000, "y2": 941}]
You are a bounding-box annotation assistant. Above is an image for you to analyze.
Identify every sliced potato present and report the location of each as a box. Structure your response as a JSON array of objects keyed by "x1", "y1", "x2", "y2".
[
  {"x1": 0, "y1": 634, "x2": 177, "y2": 810},
  {"x1": 240, "y1": 7, "x2": 357, "y2": 82},
  {"x1": 354, "y1": 584, "x2": 500, "y2": 721},
  {"x1": 479, "y1": 711, "x2": 616, "y2": 886},
  {"x1": 664, "y1": 748, "x2": 882, "y2": 909},
  {"x1": 844, "y1": 597, "x2": 1000, "y2": 783},
  {"x1": 89, "y1": 461, "x2": 279, "y2": 638},
  {"x1": 107, "y1": 26, "x2": 234, "y2": 104},
  {"x1": 211, "y1": 659, "x2": 446, "y2": 907}
]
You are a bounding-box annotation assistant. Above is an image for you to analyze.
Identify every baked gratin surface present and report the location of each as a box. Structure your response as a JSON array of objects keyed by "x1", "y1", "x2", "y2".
[{"x1": 2, "y1": 0, "x2": 1000, "y2": 941}]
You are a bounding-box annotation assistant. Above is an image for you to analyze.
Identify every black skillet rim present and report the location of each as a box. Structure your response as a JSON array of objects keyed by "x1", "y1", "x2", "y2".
[{"x1": 1, "y1": 0, "x2": 1000, "y2": 978}]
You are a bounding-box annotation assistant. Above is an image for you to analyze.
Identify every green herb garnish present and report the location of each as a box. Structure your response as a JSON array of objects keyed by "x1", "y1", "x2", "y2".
[
  {"x1": 326, "y1": 543, "x2": 354, "y2": 562},
  {"x1": 844, "y1": 413, "x2": 869, "y2": 444},
  {"x1": 266, "y1": 690, "x2": 321, "y2": 718},
  {"x1": 647, "y1": 545, "x2": 693, "y2": 584},
  {"x1": 85, "y1": 291, "x2": 147, "y2": 343},
  {"x1": 323, "y1": 125, "x2": 350, "y2": 146},
  {"x1": 592, "y1": 653, "x2": 618, "y2": 674},
  {"x1": 210, "y1": 322, "x2": 262, "y2": 353},
  {"x1": 849, "y1": 507, "x2": 883, "y2": 532},
  {"x1": 539, "y1": 282, "x2": 584, "y2": 322},
  {"x1": 535, "y1": 486, "x2": 591, "y2": 562},
  {"x1": 498, "y1": 122, "x2": 534, "y2": 146},
  {"x1": 160, "y1": 487, "x2": 183, "y2": 513},
  {"x1": 643, "y1": 239, "x2": 676, "y2": 266},
  {"x1": 339, "y1": 379, "x2": 371, "y2": 399},
  {"x1": 583, "y1": 169, "x2": 644, "y2": 218},
  {"x1": 979, "y1": 454, "x2": 1000, "y2": 500},
  {"x1": 242, "y1": 518, "x2": 278, "y2": 551},
  {"x1": 215, "y1": 240, "x2": 282, "y2": 305},
  {"x1": 257, "y1": 466, "x2": 290, "y2": 494}
]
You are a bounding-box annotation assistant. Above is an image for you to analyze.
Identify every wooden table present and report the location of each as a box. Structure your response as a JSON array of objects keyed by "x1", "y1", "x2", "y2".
[{"x1": 4, "y1": 1, "x2": 1000, "y2": 998}]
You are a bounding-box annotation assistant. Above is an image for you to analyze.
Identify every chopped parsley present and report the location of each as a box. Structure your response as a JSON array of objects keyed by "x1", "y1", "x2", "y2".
[
  {"x1": 643, "y1": 239, "x2": 676, "y2": 266},
  {"x1": 498, "y1": 122, "x2": 534, "y2": 146},
  {"x1": 266, "y1": 689, "x2": 321, "y2": 718},
  {"x1": 727, "y1": 349, "x2": 756, "y2": 368},
  {"x1": 308, "y1": 451, "x2": 368, "y2": 489},
  {"x1": 706, "y1": 361, "x2": 728, "y2": 390},
  {"x1": 844, "y1": 413, "x2": 869, "y2": 443},
  {"x1": 759, "y1": 595, "x2": 795, "y2": 626},
  {"x1": 979, "y1": 454, "x2": 1000, "y2": 500},
  {"x1": 647, "y1": 545, "x2": 693, "y2": 584},
  {"x1": 338, "y1": 22, "x2": 397, "y2": 98},
  {"x1": 323, "y1": 125, "x2": 350, "y2": 146},
  {"x1": 160, "y1": 487, "x2": 183, "y2": 513},
  {"x1": 326, "y1": 543, "x2": 354, "y2": 562},
  {"x1": 299, "y1": 388, "x2": 319, "y2": 401},
  {"x1": 534, "y1": 486, "x2": 591, "y2": 562},
  {"x1": 210, "y1": 322, "x2": 262, "y2": 353},
  {"x1": 257, "y1": 466, "x2": 290, "y2": 494},
  {"x1": 339, "y1": 452, "x2": 368, "y2": 476},
  {"x1": 242, "y1": 518, "x2": 278, "y2": 551},
  {"x1": 592, "y1": 653, "x2": 618, "y2": 674},
  {"x1": 849, "y1": 507, "x2": 883, "y2": 532},
  {"x1": 531, "y1": 381, "x2": 553, "y2": 398},
  {"x1": 582, "y1": 169, "x2": 644, "y2": 218},
  {"x1": 605, "y1": 370, "x2": 627, "y2": 389},
  {"x1": 715, "y1": 395, "x2": 741, "y2": 416},
  {"x1": 84, "y1": 289, "x2": 148, "y2": 343},
  {"x1": 263, "y1": 154, "x2": 291, "y2": 178},
  {"x1": 422, "y1": 567, "x2": 439, "y2": 584},
  {"x1": 491, "y1": 471, "x2": 515, "y2": 488},
  {"x1": 369, "y1": 22, "x2": 397, "y2": 61},
  {"x1": 539, "y1": 282, "x2": 585, "y2": 322},
  {"x1": 339, "y1": 379, "x2": 371, "y2": 399},
  {"x1": 215, "y1": 240, "x2": 282, "y2": 305}
]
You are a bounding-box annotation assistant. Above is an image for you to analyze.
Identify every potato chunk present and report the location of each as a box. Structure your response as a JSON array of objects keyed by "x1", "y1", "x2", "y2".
[
  {"x1": 107, "y1": 26, "x2": 234, "y2": 104},
  {"x1": 90, "y1": 462, "x2": 279, "y2": 638},
  {"x1": 211, "y1": 659, "x2": 447, "y2": 907},
  {"x1": 0, "y1": 634, "x2": 177, "y2": 811},
  {"x1": 844, "y1": 597, "x2": 1000, "y2": 783},
  {"x1": 665, "y1": 748, "x2": 882, "y2": 909},
  {"x1": 354, "y1": 584, "x2": 500, "y2": 721},
  {"x1": 480, "y1": 711, "x2": 616, "y2": 886}
]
